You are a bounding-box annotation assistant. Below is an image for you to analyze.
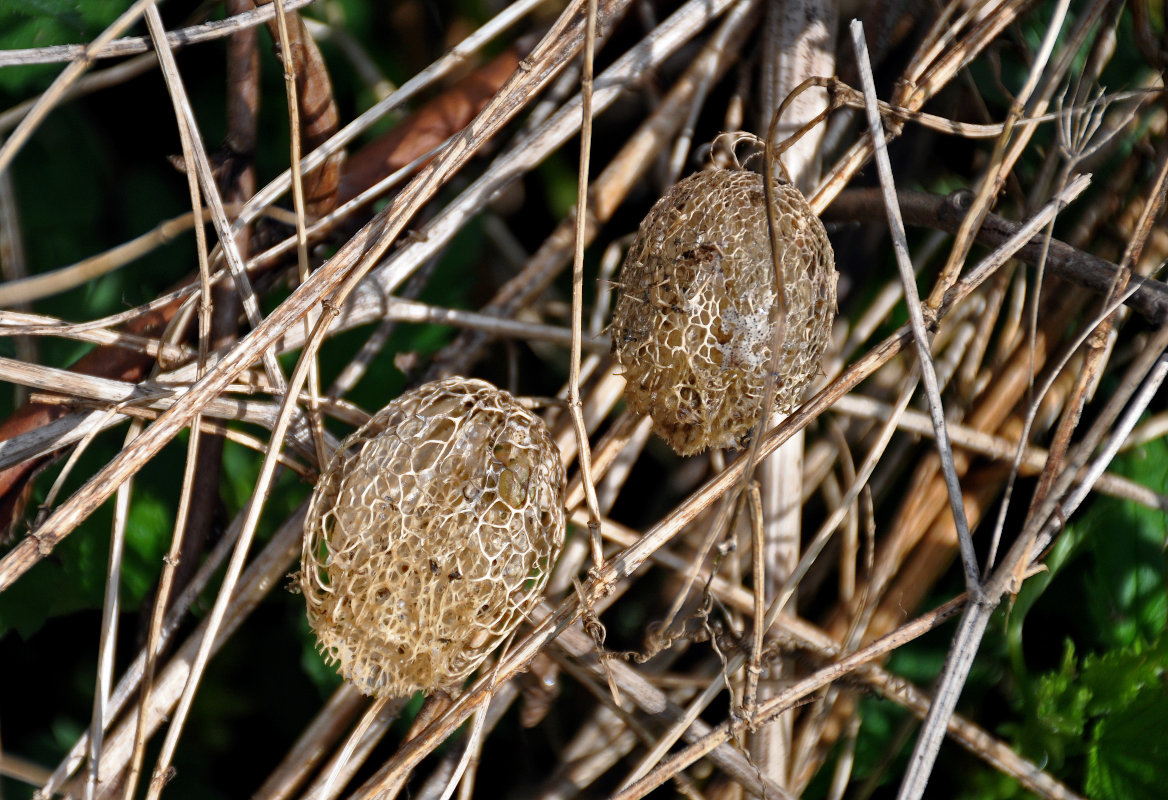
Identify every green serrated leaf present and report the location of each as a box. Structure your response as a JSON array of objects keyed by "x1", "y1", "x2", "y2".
[
  {"x1": 1080, "y1": 635, "x2": 1168, "y2": 716},
  {"x1": 1087, "y1": 687, "x2": 1168, "y2": 800},
  {"x1": 1018, "y1": 640, "x2": 1090, "y2": 769}
]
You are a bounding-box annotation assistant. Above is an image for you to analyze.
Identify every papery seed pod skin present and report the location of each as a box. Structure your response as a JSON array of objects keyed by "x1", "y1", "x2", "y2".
[
  {"x1": 301, "y1": 378, "x2": 565, "y2": 698},
  {"x1": 610, "y1": 167, "x2": 837, "y2": 456}
]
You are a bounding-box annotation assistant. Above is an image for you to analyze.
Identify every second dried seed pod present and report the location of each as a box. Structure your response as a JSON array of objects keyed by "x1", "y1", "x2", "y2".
[
  {"x1": 301, "y1": 378, "x2": 565, "y2": 698},
  {"x1": 611, "y1": 166, "x2": 837, "y2": 455}
]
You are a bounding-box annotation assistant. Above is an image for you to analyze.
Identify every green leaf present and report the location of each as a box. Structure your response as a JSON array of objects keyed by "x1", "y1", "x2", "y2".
[
  {"x1": 1087, "y1": 686, "x2": 1168, "y2": 800},
  {"x1": 1007, "y1": 634, "x2": 1168, "y2": 798},
  {"x1": 121, "y1": 489, "x2": 171, "y2": 602},
  {"x1": 1080, "y1": 635, "x2": 1168, "y2": 717},
  {"x1": 0, "y1": 516, "x2": 106, "y2": 638},
  {"x1": 0, "y1": 1, "x2": 135, "y2": 93},
  {"x1": 1006, "y1": 436, "x2": 1168, "y2": 694},
  {"x1": 1078, "y1": 441, "x2": 1167, "y2": 637},
  {"x1": 1025, "y1": 640, "x2": 1090, "y2": 768},
  {"x1": 957, "y1": 766, "x2": 1029, "y2": 800}
]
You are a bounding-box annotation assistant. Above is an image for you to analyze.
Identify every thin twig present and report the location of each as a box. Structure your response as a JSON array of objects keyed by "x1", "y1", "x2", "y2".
[
  {"x1": 85, "y1": 419, "x2": 140, "y2": 800},
  {"x1": 753, "y1": 3, "x2": 837, "y2": 785},
  {"x1": 0, "y1": 0, "x2": 612, "y2": 577},
  {"x1": 895, "y1": 323, "x2": 1168, "y2": 800},
  {"x1": 745, "y1": 482, "x2": 765, "y2": 722},
  {"x1": 318, "y1": 696, "x2": 389, "y2": 800},
  {"x1": 299, "y1": 698, "x2": 405, "y2": 800},
  {"x1": 145, "y1": 6, "x2": 287, "y2": 392},
  {"x1": 250, "y1": 684, "x2": 365, "y2": 800},
  {"x1": 924, "y1": 0, "x2": 1080, "y2": 309},
  {"x1": 272, "y1": 0, "x2": 329, "y2": 469},
  {"x1": 611, "y1": 596, "x2": 967, "y2": 800},
  {"x1": 0, "y1": 52, "x2": 158, "y2": 135},
  {"x1": 0, "y1": 0, "x2": 320, "y2": 67},
  {"x1": 232, "y1": 0, "x2": 548, "y2": 234},
  {"x1": 568, "y1": 0, "x2": 604, "y2": 568},
  {"x1": 0, "y1": 205, "x2": 265, "y2": 308},
  {"x1": 582, "y1": 174, "x2": 1092, "y2": 796},
  {"x1": 830, "y1": 393, "x2": 1168, "y2": 511},
  {"x1": 820, "y1": 187, "x2": 1168, "y2": 325},
  {"x1": 426, "y1": 0, "x2": 754, "y2": 379},
  {"x1": 0, "y1": 311, "x2": 193, "y2": 363},
  {"x1": 122, "y1": 44, "x2": 221, "y2": 789},
  {"x1": 851, "y1": 20, "x2": 982, "y2": 597},
  {"x1": 134, "y1": 3, "x2": 626, "y2": 794}
]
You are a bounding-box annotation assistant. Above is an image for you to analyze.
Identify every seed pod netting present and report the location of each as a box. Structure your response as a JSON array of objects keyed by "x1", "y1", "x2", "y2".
[
  {"x1": 611, "y1": 166, "x2": 837, "y2": 456},
  {"x1": 301, "y1": 377, "x2": 566, "y2": 698}
]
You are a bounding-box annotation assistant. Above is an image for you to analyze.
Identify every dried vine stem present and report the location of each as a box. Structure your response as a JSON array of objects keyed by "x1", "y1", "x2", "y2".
[
  {"x1": 0, "y1": 52, "x2": 158, "y2": 134},
  {"x1": 821, "y1": 188, "x2": 1168, "y2": 325},
  {"x1": 147, "y1": 4, "x2": 286, "y2": 392},
  {"x1": 120, "y1": 3, "x2": 226, "y2": 789},
  {"x1": 984, "y1": 110, "x2": 1166, "y2": 582},
  {"x1": 0, "y1": 205, "x2": 266, "y2": 308},
  {"x1": 612, "y1": 596, "x2": 968, "y2": 800},
  {"x1": 0, "y1": 0, "x2": 320, "y2": 67},
  {"x1": 568, "y1": 0, "x2": 604, "y2": 567},
  {"x1": 427, "y1": 0, "x2": 757, "y2": 380},
  {"x1": 751, "y1": 3, "x2": 836, "y2": 781},
  {"x1": 231, "y1": 0, "x2": 549, "y2": 235},
  {"x1": 925, "y1": 0, "x2": 1076, "y2": 309},
  {"x1": 811, "y1": 0, "x2": 1033, "y2": 214},
  {"x1": 831, "y1": 394, "x2": 1168, "y2": 511},
  {"x1": 851, "y1": 20, "x2": 981, "y2": 597}
]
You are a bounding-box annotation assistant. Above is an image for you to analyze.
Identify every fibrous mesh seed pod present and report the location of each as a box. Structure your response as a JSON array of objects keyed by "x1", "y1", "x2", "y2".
[
  {"x1": 610, "y1": 166, "x2": 837, "y2": 455},
  {"x1": 301, "y1": 377, "x2": 565, "y2": 698}
]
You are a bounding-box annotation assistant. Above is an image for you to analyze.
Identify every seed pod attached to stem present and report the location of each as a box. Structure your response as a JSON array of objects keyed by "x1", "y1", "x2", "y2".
[
  {"x1": 611, "y1": 165, "x2": 837, "y2": 455},
  {"x1": 301, "y1": 377, "x2": 566, "y2": 698}
]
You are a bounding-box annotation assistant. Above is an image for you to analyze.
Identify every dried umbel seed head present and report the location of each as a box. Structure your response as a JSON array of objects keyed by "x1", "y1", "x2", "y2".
[
  {"x1": 301, "y1": 378, "x2": 566, "y2": 698},
  {"x1": 611, "y1": 167, "x2": 837, "y2": 455}
]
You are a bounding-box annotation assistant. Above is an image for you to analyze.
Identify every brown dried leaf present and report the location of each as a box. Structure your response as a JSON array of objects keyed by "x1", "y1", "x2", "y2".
[
  {"x1": 260, "y1": 1, "x2": 345, "y2": 217},
  {"x1": 338, "y1": 48, "x2": 520, "y2": 205}
]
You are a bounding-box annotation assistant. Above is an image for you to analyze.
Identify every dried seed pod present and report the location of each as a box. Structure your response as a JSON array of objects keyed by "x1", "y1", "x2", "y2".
[
  {"x1": 611, "y1": 167, "x2": 837, "y2": 455},
  {"x1": 301, "y1": 378, "x2": 565, "y2": 698}
]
